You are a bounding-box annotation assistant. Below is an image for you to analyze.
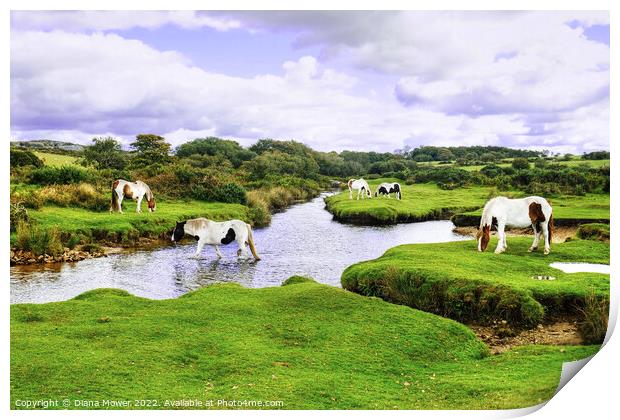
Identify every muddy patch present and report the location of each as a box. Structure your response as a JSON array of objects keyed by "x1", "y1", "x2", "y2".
[
  {"x1": 453, "y1": 226, "x2": 578, "y2": 243},
  {"x1": 469, "y1": 320, "x2": 583, "y2": 354}
]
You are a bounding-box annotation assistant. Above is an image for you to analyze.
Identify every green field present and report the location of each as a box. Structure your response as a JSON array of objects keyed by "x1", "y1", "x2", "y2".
[
  {"x1": 33, "y1": 151, "x2": 80, "y2": 167},
  {"x1": 341, "y1": 238, "x2": 609, "y2": 327},
  {"x1": 325, "y1": 179, "x2": 609, "y2": 226},
  {"x1": 20, "y1": 200, "x2": 250, "y2": 245},
  {"x1": 10, "y1": 278, "x2": 599, "y2": 409},
  {"x1": 417, "y1": 158, "x2": 610, "y2": 172},
  {"x1": 452, "y1": 193, "x2": 610, "y2": 227},
  {"x1": 325, "y1": 181, "x2": 493, "y2": 224}
]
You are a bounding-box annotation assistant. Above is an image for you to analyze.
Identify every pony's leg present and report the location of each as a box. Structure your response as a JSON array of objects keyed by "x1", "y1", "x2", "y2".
[
  {"x1": 118, "y1": 196, "x2": 124, "y2": 214},
  {"x1": 214, "y1": 245, "x2": 223, "y2": 259},
  {"x1": 542, "y1": 222, "x2": 551, "y2": 255},
  {"x1": 192, "y1": 241, "x2": 205, "y2": 258},
  {"x1": 356, "y1": 189, "x2": 360, "y2": 200},
  {"x1": 349, "y1": 188, "x2": 352, "y2": 199},
  {"x1": 136, "y1": 196, "x2": 143, "y2": 213},
  {"x1": 529, "y1": 224, "x2": 541, "y2": 252},
  {"x1": 494, "y1": 222, "x2": 506, "y2": 254},
  {"x1": 236, "y1": 238, "x2": 249, "y2": 259}
]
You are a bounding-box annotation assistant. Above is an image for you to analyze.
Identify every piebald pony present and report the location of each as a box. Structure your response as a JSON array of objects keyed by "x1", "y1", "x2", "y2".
[
  {"x1": 110, "y1": 179, "x2": 156, "y2": 213},
  {"x1": 375, "y1": 182, "x2": 402, "y2": 200},
  {"x1": 171, "y1": 218, "x2": 260, "y2": 261},
  {"x1": 477, "y1": 196, "x2": 554, "y2": 255},
  {"x1": 348, "y1": 178, "x2": 372, "y2": 200}
]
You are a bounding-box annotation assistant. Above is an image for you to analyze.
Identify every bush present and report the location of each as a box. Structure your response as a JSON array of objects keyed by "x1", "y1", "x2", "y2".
[
  {"x1": 38, "y1": 183, "x2": 109, "y2": 211},
  {"x1": 511, "y1": 158, "x2": 530, "y2": 170},
  {"x1": 10, "y1": 149, "x2": 43, "y2": 168},
  {"x1": 15, "y1": 221, "x2": 64, "y2": 257},
  {"x1": 246, "y1": 191, "x2": 271, "y2": 227},
  {"x1": 30, "y1": 165, "x2": 90, "y2": 185},
  {"x1": 578, "y1": 293, "x2": 609, "y2": 344},
  {"x1": 211, "y1": 183, "x2": 247, "y2": 205},
  {"x1": 10, "y1": 202, "x2": 29, "y2": 232}
]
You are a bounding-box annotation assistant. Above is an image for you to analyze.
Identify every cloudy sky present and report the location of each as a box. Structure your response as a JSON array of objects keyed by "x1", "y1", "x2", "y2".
[{"x1": 10, "y1": 11, "x2": 610, "y2": 153}]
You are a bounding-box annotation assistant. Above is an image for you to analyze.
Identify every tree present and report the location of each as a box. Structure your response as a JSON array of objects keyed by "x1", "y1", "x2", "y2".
[
  {"x1": 83, "y1": 137, "x2": 127, "y2": 170},
  {"x1": 512, "y1": 157, "x2": 530, "y2": 170},
  {"x1": 175, "y1": 137, "x2": 256, "y2": 168},
  {"x1": 130, "y1": 134, "x2": 171, "y2": 166},
  {"x1": 10, "y1": 149, "x2": 43, "y2": 168}
]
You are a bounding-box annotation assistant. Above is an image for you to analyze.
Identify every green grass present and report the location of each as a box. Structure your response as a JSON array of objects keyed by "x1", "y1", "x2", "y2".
[
  {"x1": 10, "y1": 280, "x2": 599, "y2": 409},
  {"x1": 452, "y1": 193, "x2": 610, "y2": 227},
  {"x1": 342, "y1": 238, "x2": 609, "y2": 327},
  {"x1": 21, "y1": 200, "x2": 250, "y2": 245},
  {"x1": 326, "y1": 181, "x2": 493, "y2": 224},
  {"x1": 33, "y1": 151, "x2": 80, "y2": 167},
  {"x1": 418, "y1": 158, "x2": 610, "y2": 172}
]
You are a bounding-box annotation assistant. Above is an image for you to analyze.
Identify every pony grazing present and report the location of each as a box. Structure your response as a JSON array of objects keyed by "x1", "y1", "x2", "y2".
[
  {"x1": 477, "y1": 196, "x2": 554, "y2": 255},
  {"x1": 375, "y1": 182, "x2": 402, "y2": 200},
  {"x1": 348, "y1": 178, "x2": 372, "y2": 200},
  {"x1": 110, "y1": 179, "x2": 156, "y2": 213},
  {"x1": 171, "y1": 218, "x2": 261, "y2": 261}
]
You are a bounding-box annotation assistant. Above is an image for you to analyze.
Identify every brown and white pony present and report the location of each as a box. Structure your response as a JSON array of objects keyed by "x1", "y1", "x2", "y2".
[
  {"x1": 348, "y1": 178, "x2": 372, "y2": 200},
  {"x1": 110, "y1": 179, "x2": 156, "y2": 213},
  {"x1": 171, "y1": 218, "x2": 260, "y2": 261},
  {"x1": 477, "y1": 196, "x2": 554, "y2": 255}
]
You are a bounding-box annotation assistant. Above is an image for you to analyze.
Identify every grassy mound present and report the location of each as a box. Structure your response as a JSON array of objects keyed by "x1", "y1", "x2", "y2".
[
  {"x1": 11, "y1": 281, "x2": 598, "y2": 409},
  {"x1": 342, "y1": 238, "x2": 609, "y2": 328},
  {"x1": 325, "y1": 181, "x2": 491, "y2": 225},
  {"x1": 451, "y1": 194, "x2": 609, "y2": 227},
  {"x1": 576, "y1": 223, "x2": 610, "y2": 242}
]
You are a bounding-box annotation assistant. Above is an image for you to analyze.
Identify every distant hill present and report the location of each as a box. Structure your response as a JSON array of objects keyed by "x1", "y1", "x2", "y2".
[{"x1": 10, "y1": 139, "x2": 85, "y2": 152}]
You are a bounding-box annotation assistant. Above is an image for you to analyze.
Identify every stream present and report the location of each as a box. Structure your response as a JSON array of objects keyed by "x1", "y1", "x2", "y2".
[{"x1": 10, "y1": 193, "x2": 470, "y2": 303}]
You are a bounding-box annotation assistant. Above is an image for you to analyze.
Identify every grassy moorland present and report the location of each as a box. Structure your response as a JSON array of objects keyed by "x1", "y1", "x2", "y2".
[
  {"x1": 325, "y1": 181, "x2": 492, "y2": 224},
  {"x1": 341, "y1": 238, "x2": 609, "y2": 329},
  {"x1": 32, "y1": 151, "x2": 80, "y2": 167},
  {"x1": 325, "y1": 179, "x2": 609, "y2": 226},
  {"x1": 417, "y1": 158, "x2": 610, "y2": 172},
  {"x1": 10, "y1": 278, "x2": 599, "y2": 410},
  {"x1": 451, "y1": 193, "x2": 610, "y2": 227}
]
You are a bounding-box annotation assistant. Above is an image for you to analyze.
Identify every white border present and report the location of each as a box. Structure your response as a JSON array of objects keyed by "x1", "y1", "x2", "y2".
[{"x1": 3, "y1": 1, "x2": 617, "y2": 419}]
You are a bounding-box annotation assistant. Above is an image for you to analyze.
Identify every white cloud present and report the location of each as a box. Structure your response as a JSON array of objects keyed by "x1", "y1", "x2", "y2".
[{"x1": 11, "y1": 11, "x2": 240, "y2": 32}]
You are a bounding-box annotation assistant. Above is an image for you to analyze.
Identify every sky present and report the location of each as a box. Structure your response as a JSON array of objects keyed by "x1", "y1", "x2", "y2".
[{"x1": 10, "y1": 11, "x2": 610, "y2": 154}]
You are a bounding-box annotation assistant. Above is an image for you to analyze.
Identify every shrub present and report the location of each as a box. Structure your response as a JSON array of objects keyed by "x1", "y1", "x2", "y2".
[
  {"x1": 38, "y1": 183, "x2": 108, "y2": 211},
  {"x1": 10, "y1": 149, "x2": 43, "y2": 168},
  {"x1": 578, "y1": 293, "x2": 609, "y2": 344},
  {"x1": 511, "y1": 158, "x2": 530, "y2": 170},
  {"x1": 15, "y1": 221, "x2": 64, "y2": 257},
  {"x1": 247, "y1": 191, "x2": 271, "y2": 227},
  {"x1": 10, "y1": 202, "x2": 29, "y2": 232},
  {"x1": 30, "y1": 165, "x2": 90, "y2": 185},
  {"x1": 211, "y1": 183, "x2": 247, "y2": 205}
]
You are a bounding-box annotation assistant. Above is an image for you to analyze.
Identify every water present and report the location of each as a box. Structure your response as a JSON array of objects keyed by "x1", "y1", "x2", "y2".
[
  {"x1": 549, "y1": 262, "x2": 610, "y2": 274},
  {"x1": 10, "y1": 193, "x2": 470, "y2": 303}
]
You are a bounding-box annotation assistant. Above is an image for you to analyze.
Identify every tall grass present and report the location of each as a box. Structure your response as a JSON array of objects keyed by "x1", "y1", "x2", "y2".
[
  {"x1": 15, "y1": 221, "x2": 64, "y2": 257},
  {"x1": 577, "y1": 292, "x2": 609, "y2": 344}
]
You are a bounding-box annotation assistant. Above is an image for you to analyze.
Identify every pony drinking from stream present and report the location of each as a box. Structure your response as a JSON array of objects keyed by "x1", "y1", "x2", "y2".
[
  {"x1": 477, "y1": 196, "x2": 554, "y2": 255},
  {"x1": 110, "y1": 179, "x2": 156, "y2": 213},
  {"x1": 348, "y1": 178, "x2": 372, "y2": 200},
  {"x1": 172, "y1": 218, "x2": 261, "y2": 261}
]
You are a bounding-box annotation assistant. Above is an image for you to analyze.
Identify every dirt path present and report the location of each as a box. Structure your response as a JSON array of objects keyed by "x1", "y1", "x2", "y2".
[{"x1": 469, "y1": 320, "x2": 583, "y2": 354}]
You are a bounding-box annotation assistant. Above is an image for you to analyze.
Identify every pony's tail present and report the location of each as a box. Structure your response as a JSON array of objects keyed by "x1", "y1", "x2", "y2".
[
  {"x1": 548, "y1": 212, "x2": 554, "y2": 244},
  {"x1": 110, "y1": 182, "x2": 118, "y2": 212},
  {"x1": 246, "y1": 224, "x2": 261, "y2": 261}
]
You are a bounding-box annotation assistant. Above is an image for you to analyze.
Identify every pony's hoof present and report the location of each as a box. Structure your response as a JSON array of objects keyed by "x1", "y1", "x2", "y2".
[
  {"x1": 494, "y1": 249, "x2": 505, "y2": 254},
  {"x1": 544, "y1": 249, "x2": 550, "y2": 255},
  {"x1": 528, "y1": 247, "x2": 537, "y2": 252}
]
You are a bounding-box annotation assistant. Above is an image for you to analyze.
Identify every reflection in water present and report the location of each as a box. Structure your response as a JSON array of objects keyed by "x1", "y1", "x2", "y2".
[{"x1": 11, "y1": 193, "x2": 470, "y2": 303}]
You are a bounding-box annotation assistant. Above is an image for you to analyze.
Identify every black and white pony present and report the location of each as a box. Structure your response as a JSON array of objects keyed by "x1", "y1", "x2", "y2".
[
  {"x1": 110, "y1": 179, "x2": 156, "y2": 213},
  {"x1": 347, "y1": 178, "x2": 372, "y2": 200},
  {"x1": 171, "y1": 218, "x2": 261, "y2": 260},
  {"x1": 375, "y1": 182, "x2": 402, "y2": 200},
  {"x1": 477, "y1": 196, "x2": 554, "y2": 255}
]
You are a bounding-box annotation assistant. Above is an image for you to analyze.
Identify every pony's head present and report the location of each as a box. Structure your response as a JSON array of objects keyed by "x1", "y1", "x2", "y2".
[
  {"x1": 148, "y1": 197, "x2": 156, "y2": 212},
  {"x1": 364, "y1": 186, "x2": 372, "y2": 198},
  {"x1": 476, "y1": 225, "x2": 491, "y2": 252},
  {"x1": 171, "y1": 221, "x2": 186, "y2": 242}
]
